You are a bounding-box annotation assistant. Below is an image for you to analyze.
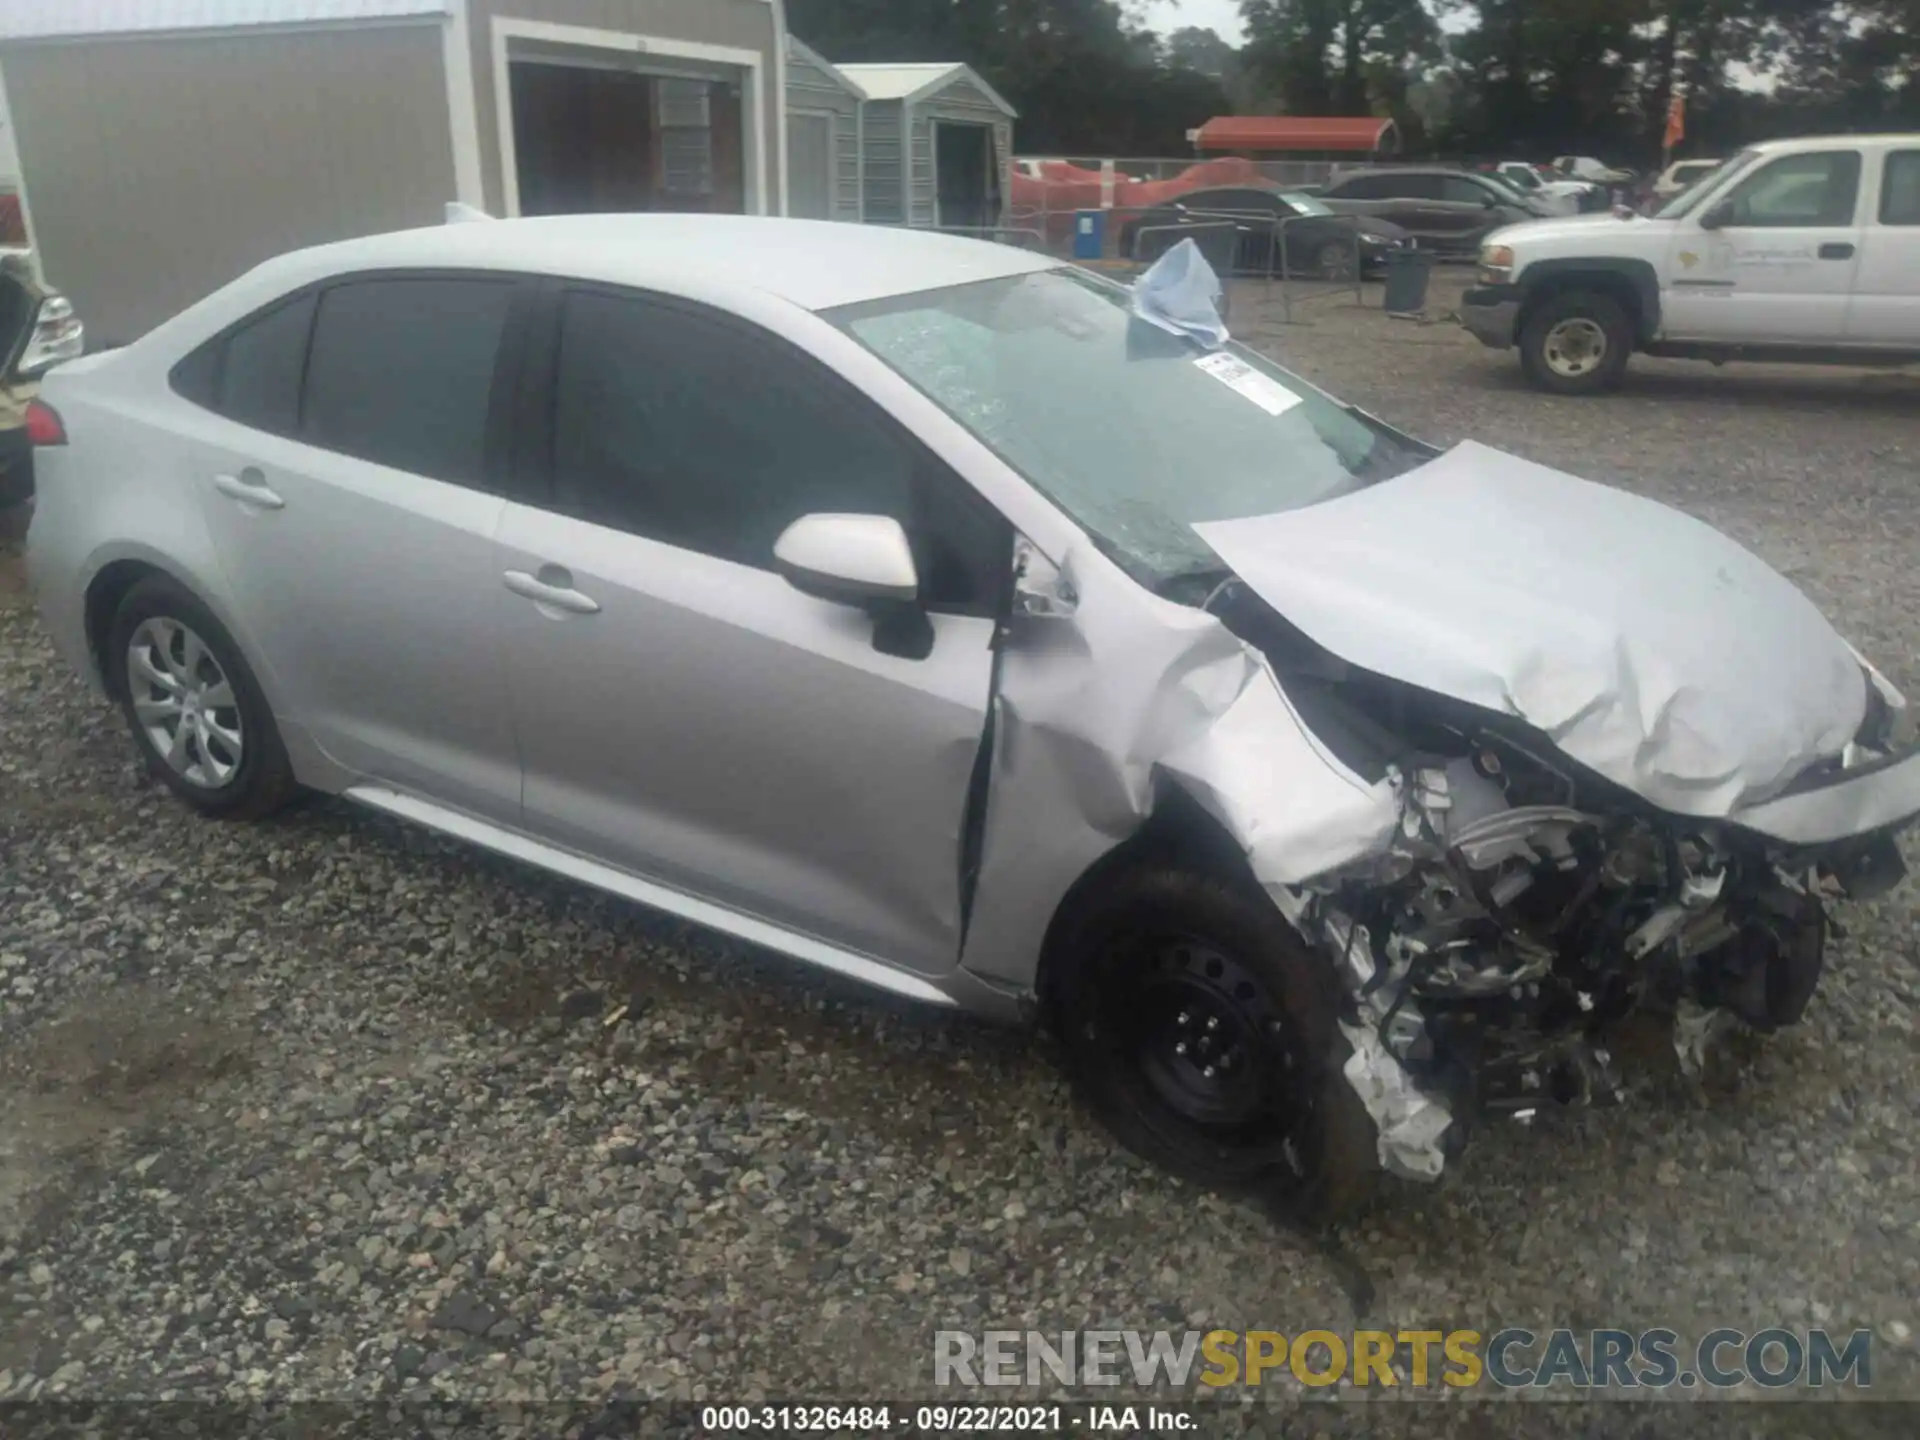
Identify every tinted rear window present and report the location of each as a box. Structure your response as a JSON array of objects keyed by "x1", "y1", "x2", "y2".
[
  {"x1": 1882, "y1": 151, "x2": 1920, "y2": 225},
  {"x1": 219, "y1": 294, "x2": 315, "y2": 435},
  {"x1": 301, "y1": 277, "x2": 513, "y2": 486}
]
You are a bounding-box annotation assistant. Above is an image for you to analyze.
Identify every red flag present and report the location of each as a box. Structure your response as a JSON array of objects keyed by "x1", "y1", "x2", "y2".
[{"x1": 1664, "y1": 95, "x2": 1686, "y2": 150}]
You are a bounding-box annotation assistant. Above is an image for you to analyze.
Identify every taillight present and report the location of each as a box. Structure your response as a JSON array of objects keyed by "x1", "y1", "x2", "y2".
[{"x1": 25, "y1": 398, "x2": 67, "y2": 446}]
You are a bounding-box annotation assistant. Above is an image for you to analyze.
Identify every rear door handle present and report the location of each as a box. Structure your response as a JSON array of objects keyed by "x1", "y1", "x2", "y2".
[
  {"x1": 1819, "y1": 242, "x2": 1855, "y2": 260},
  {"x1": 503, "y1": 565, "x2": 600, "y2": 615},
  {"x1": 212, "y1": 467, "x2": 284, "y2": 510}
]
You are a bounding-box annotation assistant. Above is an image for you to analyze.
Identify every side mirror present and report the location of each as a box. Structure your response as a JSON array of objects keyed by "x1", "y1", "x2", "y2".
[
  {"x1": 775, "y1": 512, "x2": 918, "y2": 605},
  {"x1": 1699, "y1": 200, "x2": 1733, "y2": 231},
  {"x1": 774, "y1": 513, "x2": 932, "y2": 659}
]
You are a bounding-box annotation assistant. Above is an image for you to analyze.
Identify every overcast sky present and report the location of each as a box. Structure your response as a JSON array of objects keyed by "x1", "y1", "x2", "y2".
[{"x1": 1139, "y1": 0, "x2": 1247, "y2": 45}]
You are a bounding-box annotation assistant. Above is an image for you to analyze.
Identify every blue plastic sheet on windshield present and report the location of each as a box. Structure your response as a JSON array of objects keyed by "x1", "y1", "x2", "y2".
[{"x1": 1128, "y1": 238, "x2": 1229, "y2": 350}]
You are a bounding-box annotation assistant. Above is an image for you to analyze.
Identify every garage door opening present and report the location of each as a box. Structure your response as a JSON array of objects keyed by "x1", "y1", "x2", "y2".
[
  {"x1": 509, "y1": 61, "x2": 745, "y2": 216},
  {"x1": 934, "y1": 121, "x2": 997, "y2": 230}
]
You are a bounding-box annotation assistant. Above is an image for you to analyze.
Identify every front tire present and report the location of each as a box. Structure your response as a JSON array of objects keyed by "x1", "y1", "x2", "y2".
[
  {"x1": 1519, "y1": 289, "x2": 1633, "y2": 395},
  {"x1": 1048, "y1": 864, "x2": 1377, "y2": 1220},
  {"x1": 108, "y1": 575, "x2": 296, "y2": 819},
  {"x1": 1315, "y1": 239, "x2": 1357, "y2": 282}
]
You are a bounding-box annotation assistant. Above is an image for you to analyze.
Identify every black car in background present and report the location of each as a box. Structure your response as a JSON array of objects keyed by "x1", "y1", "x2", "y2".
[
  {"x1": 1316, "y1": 167, "x2": 1551, "y2": 254},
  {"x1": 1121, "y1": 185, "x2": 1412, "y2": 279}
]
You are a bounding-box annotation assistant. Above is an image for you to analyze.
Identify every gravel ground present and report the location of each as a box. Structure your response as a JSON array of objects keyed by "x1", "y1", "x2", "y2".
[{"x1": 2, "y1": 276, "x2": 1918, "y2": 1437}]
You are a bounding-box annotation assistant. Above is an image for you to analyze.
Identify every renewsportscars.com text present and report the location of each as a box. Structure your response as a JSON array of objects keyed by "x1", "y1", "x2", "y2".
[{"x1": 934, "y1": 1327, "x2": 1874, "y2": 1392}]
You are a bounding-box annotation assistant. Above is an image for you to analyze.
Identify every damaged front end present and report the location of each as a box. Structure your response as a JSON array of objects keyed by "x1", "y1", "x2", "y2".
[{"x1": 1215, "y1": 580, "x2": 1911, "y2": 1183}]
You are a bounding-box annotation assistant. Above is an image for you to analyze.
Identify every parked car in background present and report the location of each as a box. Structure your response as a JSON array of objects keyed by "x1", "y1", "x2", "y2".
[
  {"x1": 1491, "y1": 161, "x2": 1601, "y2": 215},
  {"x1": 1463, "y1": 133, "x2": 1920, "y2": 393},
  {"x1": 1553, "y1": 155, "x2": 1637, "y2": 186},
  {"x1": 1123, "y1": 185, "x2": 1411, "y2": 279},
  {"x1": 0, "y1": 252, "x2": 85, "y2": 507},
  {"x1": 1318, "y1": 167, "x2": 1546, "y2": 255},
  {"x1": 1650, "y1": 158, "x2": 1723, "y2": 205}
]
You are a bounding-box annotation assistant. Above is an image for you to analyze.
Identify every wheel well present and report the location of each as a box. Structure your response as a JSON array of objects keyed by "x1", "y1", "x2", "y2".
[
  {"x1": 84, "y1": 559, "x2": 162, "y2": 698},
  {"x1": 1521, "y1": 270, "x2": 1646, "y2": 343},
  {"x1": 1033, "y1": 784, "x2": 1261, "y2": 1020}
]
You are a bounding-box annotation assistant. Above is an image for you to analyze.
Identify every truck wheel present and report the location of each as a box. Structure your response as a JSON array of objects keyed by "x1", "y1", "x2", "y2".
[
  {"x1": 1047, "y1": 863, "x2": 1378, "y2": 1222},
  {"x1": 1520, "y1": 290, "x2": 1632, "y2": 395}
]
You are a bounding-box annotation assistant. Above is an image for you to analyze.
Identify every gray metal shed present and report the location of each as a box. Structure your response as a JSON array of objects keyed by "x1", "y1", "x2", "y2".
[
  {"x1": 0, "y1": 0, "x2": 790, "y2": 344},
  {"x1": 783, "y1": 35, "x2": 860, "y2": 223},
  {"x1": 838, "y1": 62, "x2": 1014, "y2": 231}
]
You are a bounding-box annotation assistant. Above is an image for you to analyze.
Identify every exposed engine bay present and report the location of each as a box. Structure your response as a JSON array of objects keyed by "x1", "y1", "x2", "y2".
[{"x1": 1210, "y1": 579, "x2": 1908, "y2": 1181}]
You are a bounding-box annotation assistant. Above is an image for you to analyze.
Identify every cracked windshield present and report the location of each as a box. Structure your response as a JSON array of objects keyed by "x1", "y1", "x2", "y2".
[{"x1": 829, "y1": 268, "x2": 1420, "y2": 590}]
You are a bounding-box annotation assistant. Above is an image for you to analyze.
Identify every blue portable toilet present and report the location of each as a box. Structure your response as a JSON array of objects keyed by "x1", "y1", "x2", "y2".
[{"x1": 1072, "y1": 210, "x2": 1106, "y2": 260}]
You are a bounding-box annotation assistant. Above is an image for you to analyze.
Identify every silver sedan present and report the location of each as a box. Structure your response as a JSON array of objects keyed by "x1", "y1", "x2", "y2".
[{"x1": 26, "y1": 215, "x2": 1920, "y2": 1213}]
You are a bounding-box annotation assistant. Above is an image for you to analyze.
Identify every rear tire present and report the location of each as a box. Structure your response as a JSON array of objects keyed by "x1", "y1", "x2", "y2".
[
  {"x1": 107, "y1": 575, "x2": 296, "y2": 820},
  {"x1": 1520, "y1": 289, "x2": 1633, "y2": 395},
  {"x1": 1048, "y1": 864, "x2": 1378, "y2": 1221}
]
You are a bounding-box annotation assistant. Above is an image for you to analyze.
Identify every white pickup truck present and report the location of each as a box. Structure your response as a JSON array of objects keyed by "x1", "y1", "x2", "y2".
[{"x1": 1462, "y1": 133, "x2": 1920, "y2": 394}]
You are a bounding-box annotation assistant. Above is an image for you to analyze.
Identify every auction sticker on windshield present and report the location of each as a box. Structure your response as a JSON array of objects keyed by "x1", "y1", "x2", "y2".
[{"x1": 1193, "y1": 352, "x2": 1303, "y2": 417}]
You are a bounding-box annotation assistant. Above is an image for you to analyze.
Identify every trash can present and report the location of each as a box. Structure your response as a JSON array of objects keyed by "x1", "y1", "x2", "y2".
[
  {"x1": 1382, "y1": 248, "x2": 1434, "y2": 313},
  {"x1": 1072, "y1": 210, "x2": 1106, "y2": 261}
]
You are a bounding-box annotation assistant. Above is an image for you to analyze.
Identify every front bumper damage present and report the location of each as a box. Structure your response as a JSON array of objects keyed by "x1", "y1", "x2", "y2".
[{"x1": 958, "y1": 443, "x2": 1918, "y2": 1187}]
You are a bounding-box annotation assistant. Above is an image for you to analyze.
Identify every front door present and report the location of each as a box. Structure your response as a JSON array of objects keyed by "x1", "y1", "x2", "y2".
[
  {"x1": 496, "y1": 286, "x2": 1011, "y2": 975},
  {"x1": 187, "y1": 274, "x2": 525, "y2": 819},
  {"x1": 1664, "y1": 148, "x2": 1864, "y2": 343}
]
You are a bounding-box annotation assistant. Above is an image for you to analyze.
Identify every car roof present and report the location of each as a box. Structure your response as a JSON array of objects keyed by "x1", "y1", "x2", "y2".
[
  {"x1": 1750, "y1": 133, "x2": 1919, "y2": 154},
  {"x1": 1332, "y1": 167, "x2": 1479, "y2": 180},
  {"x1": 241, "y1": 214, "x2": 1057, "y2": 314}
]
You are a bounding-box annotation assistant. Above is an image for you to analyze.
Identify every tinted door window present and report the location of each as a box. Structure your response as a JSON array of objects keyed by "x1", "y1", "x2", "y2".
[
  {"x1": 1329, "y1": 174, "x2": 1387, "y2": 199},
  {"x1": 1395, "y1": 174, "x2": 1447, "y2": 201},
  {"x1": 1722, "y1": 151, "x2": 1862, "y2": 227},
  {"x1": 546, "y1": 291, "x2": 1007, "y2": 613},
  {"x1": 221, "y1": 294, "x2": 316, "y2": 434},
  {"x1": 1211, "y1": 190, "x2": 1283, "y2": 215},
  {"x1": 1881, "y1": 151, "x2": 1920, "y2": 225},
  {"x1": 171, "y1": 292, "x2": 315, "y2": 434},
  {"x1": 1441, "y1": 176, "x2": 1494, "y2": 206},
  {"x1": 301, "y1": 277, "x2": 514, "y2": 486}
]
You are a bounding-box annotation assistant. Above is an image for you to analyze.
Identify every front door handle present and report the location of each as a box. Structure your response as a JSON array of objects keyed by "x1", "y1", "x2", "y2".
[
  {"x1": 212, "y1": 467, "x2": 284, "y2": 510},
  {"x1": 503, "y1": 566, "x2": 601, "y2": 615},
  {"x1": 1819, "y1": 242, "x2": 1855, "y2": 260}
]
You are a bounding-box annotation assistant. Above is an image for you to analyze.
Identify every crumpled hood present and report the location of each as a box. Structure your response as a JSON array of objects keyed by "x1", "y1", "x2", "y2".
[{"x1": 1193, "y1": 441, "x2": 1867, "y2": 817}]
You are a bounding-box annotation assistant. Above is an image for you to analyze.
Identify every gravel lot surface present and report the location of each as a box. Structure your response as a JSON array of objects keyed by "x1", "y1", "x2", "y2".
[{"x1": 2, "y1": 273, "x2": 1917, "y2": 1436}]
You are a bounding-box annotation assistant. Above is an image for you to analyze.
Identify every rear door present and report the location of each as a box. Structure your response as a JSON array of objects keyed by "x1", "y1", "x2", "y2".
[
  {"x1": 1846, "y1": 147, "x2": 1920, "y2": 346},
  {"x1": 183, "y1": 272, "x2": 527, "y2": 819},
  {"x1": 1664, "y1": 148, "x2": 1863, "y2": 343},
  {"x1": 495, "y1": 285, "x2": 1010, "y2": 976}
]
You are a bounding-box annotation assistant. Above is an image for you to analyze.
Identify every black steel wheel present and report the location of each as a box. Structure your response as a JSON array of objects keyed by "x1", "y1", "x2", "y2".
[{"x1": 1049, "y1": 863, "x2": 1378, "y2": 1219}]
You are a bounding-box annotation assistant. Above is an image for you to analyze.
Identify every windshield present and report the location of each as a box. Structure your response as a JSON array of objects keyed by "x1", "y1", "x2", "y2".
[
  {"x1": 825, "y1": 268, "x2": 1422, "y2": 592},
  {"x1": 1281, "y1": 191, "x2": 1333, "y2": 216},
  {"x1": 1655, "y1": 149, "x2": 1758, "y2": 218}
]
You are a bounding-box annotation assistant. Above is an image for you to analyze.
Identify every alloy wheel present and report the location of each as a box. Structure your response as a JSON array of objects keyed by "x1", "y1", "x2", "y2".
[{"x1": 126, "y1": 616, "x2": 245, "y2": 789}]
